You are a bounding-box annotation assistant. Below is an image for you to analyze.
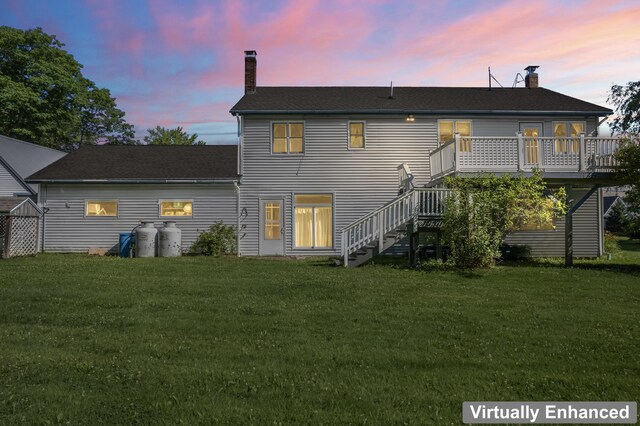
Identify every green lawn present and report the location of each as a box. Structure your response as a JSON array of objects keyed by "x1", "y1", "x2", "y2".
[{"x1": 1, "y1": 241, "x2": 639, "y2": 425}]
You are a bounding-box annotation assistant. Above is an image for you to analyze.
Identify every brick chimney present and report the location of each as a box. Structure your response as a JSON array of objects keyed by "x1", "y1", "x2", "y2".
[
  {"x1": 244, "y1": 50, "x2": 257, "y2": 94},
  {"x1": 524, "y1": 65, "x2": 539, "y2": 88}
]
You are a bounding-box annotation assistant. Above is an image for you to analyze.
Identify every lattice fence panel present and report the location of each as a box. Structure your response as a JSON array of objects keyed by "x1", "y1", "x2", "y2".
[
  {"x1": 8, "y1": 217, "x2": 39, "y2": 258},
  {"x1": 0, "y1": 216, "x2": 7, "y2": 258}
]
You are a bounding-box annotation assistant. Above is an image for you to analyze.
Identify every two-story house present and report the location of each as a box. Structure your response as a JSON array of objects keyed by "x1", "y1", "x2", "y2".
[
  {"x1": 28, "y1": 51, "x2": 620, "y2": 265},
  {"x1": 230, "y1": 51, "x2": 616, "y2": 265}
]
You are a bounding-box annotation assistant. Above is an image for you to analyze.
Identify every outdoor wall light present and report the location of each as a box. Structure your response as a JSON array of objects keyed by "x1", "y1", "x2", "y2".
[{"x1": 406, "y1": 115, "x2": 415, "y2": 122}]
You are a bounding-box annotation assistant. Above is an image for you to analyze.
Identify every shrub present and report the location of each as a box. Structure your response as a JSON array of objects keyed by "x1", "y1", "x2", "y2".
[
  {"x1": 442, "y1": 172, "x2": 565, "y2": 269},
  {"x1": 191, "y1": 221, "x2": 236, "y2": 256},
  {"x1": 605, "y1": 201, "x2": 628, "y2": 233}
]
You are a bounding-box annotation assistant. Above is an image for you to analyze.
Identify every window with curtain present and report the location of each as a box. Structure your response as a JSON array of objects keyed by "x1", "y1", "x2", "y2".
[
  {"x1": 272, "y1": 122, "x2": 304, "y2": 154},
  {"x1": 553, "y1": 122, "x2": 585, "y2": 153},
  {"x1": 438, "y1": 120, "x2": 472, "y2": 151},
  {"x1": 294, "y1": 194, "x2": 333, "y2": 248},
  {"x1": 86, "y1": 200, "x2": 118, "y2": 217},
  {"x1": 348, "y1": 122, "x2": 365, "y2": 149},
  {"x1": 160, "y1": 200, "x2": 193, "y2": 217}
]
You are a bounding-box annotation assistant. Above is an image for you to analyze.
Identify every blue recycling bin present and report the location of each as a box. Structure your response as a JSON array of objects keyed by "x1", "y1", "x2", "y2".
[{"x1": 118, "y1": 232, "x2": 134, "y2": 258}]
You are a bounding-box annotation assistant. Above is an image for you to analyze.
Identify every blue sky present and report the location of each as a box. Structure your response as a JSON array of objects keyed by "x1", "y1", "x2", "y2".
[{"x1": 2, "y1": 0, "x2": 639, "y2": 143}]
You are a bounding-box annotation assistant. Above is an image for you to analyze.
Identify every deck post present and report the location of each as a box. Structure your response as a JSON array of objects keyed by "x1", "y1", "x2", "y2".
[
  {"x1": 516, "y1": 132, "x2": 524, "y2": 171},
  {"x1": 407, "y1": 219, "x2": 418, "y2": 267},
  {"x1": 564, "y1": 185, "x2": 573, "y2": 267},
  {"x1": 342, "y1": 230, "x2": 348, "y2": 267},
  {"x1": 454, "y1": 133, "x2": 460, "y2": 171},
  {"x1": 579, "y1": 133, "x2": 586, "y2": 171},
  {"x1": 378, "y1": 213, "x2": 384, "y2": 253},
  {"x1": 435, "y1": 229, "x2": 443, "y2": 260}
]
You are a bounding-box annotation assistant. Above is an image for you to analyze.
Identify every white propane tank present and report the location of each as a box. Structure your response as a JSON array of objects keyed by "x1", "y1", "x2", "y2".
[
  {"x1": 158, "y1": 221, "x2": 182, "y2": 257},
  {"x1": 135, "y1": 222, "x2": 157, "y2": 257}
]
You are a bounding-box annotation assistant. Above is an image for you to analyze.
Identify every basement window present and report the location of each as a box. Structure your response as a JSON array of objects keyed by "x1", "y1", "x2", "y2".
[
  {"x1": 272, "y1": 122, "x2": 304, "y2": 154},
  {"x1": 348, "y1": 122, "x2": 365, "y2": 149},
  {"x1": 86, "y1": 200, "x2": 118, "y2": 217},
  {"x1": 160, "y1": 200, "x2": 193, "y2": 217}
]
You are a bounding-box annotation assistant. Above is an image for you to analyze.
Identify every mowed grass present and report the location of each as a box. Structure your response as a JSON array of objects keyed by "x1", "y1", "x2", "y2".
[{"x1": 1, "y1": 242, "x2": 639, "y2": 425}]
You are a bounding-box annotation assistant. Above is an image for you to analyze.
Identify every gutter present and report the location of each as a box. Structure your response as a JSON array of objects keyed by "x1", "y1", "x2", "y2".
[
  {"x1": 229, "y1": 109, "x2": 613, "y2": 116},
  {"x1": 25, "y1": 178, "x2": 241, "y2": 184}
]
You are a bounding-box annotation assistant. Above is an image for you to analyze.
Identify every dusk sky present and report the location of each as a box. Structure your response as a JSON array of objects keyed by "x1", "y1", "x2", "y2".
[{"x1": 2, "y1": 0, "x2": 640, "y2": 143}]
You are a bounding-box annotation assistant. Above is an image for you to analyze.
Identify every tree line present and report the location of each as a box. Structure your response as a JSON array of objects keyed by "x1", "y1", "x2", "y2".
[{"x1": 0, "y1": 26, "x2": 205, "y2": 150}]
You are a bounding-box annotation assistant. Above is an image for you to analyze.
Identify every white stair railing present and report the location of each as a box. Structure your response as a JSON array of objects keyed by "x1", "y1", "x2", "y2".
[{"x1": 341, "y1": 188, "x2": 452, "y2": 266}]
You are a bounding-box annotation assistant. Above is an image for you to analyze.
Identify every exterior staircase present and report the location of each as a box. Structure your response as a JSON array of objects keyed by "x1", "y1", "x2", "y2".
[{"x1": 341, "y1": 188, "x2": 452, "y2": 267}]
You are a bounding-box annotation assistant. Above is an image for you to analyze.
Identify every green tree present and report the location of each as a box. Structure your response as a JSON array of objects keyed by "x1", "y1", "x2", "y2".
[
  {"x1": 608, "y1": 81, "x2": 640, "y2": 135},
  {"x1": 0, "y1": 26, "x2": 135, "y2": 151},
  {"x1": 143, "y1": 126, "x2": 205, "y2": 145},
  {"x1": 442, "y1": 173, "x2": 566, "y2": 268},
  {"x1": 614, "y1": 136, "x2": 640, "y2": 239}
]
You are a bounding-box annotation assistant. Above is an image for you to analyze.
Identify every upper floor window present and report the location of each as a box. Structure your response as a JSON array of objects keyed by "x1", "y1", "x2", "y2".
[
  {"x1": 348, "y1": 122, "x2": 365, "y2": 149},
  {"x1": 272, "y1": 122, "x2": 304, "y2": 154},
  {"x1": 160, "y1": 200, "x2": 193, "y2": 217},
  {"x1": 86, "y1": 200, "x2": 117, "y2": 217},
  {"x1": 553, "y1": 121, "x2": 585, "y2": 153},
  {"x1": 439, "y1": 120, "x2": 472, "y2": 151}
]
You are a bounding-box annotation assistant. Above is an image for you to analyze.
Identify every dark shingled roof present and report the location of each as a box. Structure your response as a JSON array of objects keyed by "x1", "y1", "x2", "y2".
[
  {"x1": 27, "y1": 145, "x2": 239, "y2": 182},
  {"x1": 230, "y1": 87, "x2": 612, "y2": 115}
]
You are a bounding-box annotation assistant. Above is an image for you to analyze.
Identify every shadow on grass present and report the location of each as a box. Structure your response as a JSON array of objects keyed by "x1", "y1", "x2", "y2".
[{"x1": 500, "y1": 259, "x2": 640, "y2": 276}]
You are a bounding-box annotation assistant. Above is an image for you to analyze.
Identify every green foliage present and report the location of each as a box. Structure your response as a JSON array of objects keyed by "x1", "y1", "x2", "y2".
[
  {"x1": 608, "y1": 81, "x2": 640, "y2": 135},
  {"x1": 143, "y1": 126, "x2": 205, "y2": 145},
  {"x1": 1, "y1": 253, "x2": 639, "y2": 423},
  {"x1": 614, "y1": 136, "x2": 640, "y2": 239},
  {"x1": 0, "y1": 26, "x2": 135, "y2": 151},
  {"x1": 605, "y1": 200, "x2": 628, "y2": 233},
  {"x1": 190, "y1": 221, "x2": 236, "y2": 256},
  {"x1": 442, "y1": 172, "x2": 565, "y2": 269}
]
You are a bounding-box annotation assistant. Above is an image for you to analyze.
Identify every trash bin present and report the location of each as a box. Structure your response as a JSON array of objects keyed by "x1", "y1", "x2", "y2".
[{"x1": 119, "y1": 232, "x2": 134, "y2": 258}]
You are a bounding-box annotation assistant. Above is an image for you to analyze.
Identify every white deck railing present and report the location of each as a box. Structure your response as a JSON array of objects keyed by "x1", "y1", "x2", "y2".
[
  {"x1": 341, "y1": 188, "x2": 452, "y2": 265},
  {"x1": 430, "y1": 134, "x2": 621, "y2": 178}
]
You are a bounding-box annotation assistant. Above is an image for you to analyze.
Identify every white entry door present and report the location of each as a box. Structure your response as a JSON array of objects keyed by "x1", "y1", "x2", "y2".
[
  {"x1": 259, "y1": 198, "x2": 285, "y2": 256},
  {"x1": 519, "y1": 122, "x2": 543, "y2": 166}
]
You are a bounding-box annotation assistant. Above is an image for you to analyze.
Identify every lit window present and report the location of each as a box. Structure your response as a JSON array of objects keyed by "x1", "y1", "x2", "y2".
[
  {"x1": 86, "y1": 200, "x2": 117, "y2": 217},
  {"x1": 160, "y1": 200, "x2": 193, "y2": 217},
  {"x1": 517, "y1": 198, "x2": 556, "y2": 231},
  {"x1": 272, "y1": 122, "x2": 304, "y2": 154},
  {"x1": 348, "y1": 122, "x2": 365, "y2": 149},
  {"x1": 264, "y1": 202, "x2": 281, "y2": 240},
  {"x1": 553, "y1": 121, "x2": 584, "y2": 153},
  {"x1": 295, "y1": 194, "x2": 333, "y2": 248},
  {"x1": 438, "y1": 120, "x2": 472, "y2": 151}
]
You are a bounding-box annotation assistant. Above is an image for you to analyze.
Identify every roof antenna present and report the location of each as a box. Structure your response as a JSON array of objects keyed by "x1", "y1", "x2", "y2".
[
  {"x1": 488, "y1": 67, "x2": 503, "y2": 90},
  {"x1": 389, "y1": 81, "x2": 394, "y2": 99},
  {"x1": 512, "y1": 72, "x2": 525, "y2": 88}
]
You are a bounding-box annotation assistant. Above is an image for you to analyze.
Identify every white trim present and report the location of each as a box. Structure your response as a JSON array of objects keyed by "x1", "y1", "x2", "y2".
[
  {"x1": 84, "y1": 199, "x2": 118, "y2": 218},
  {"x1": 347, "y1": 120, "x2": 366, "y2": 150},
  {"x1": 270, "y1": 121, "x2": 306, "y2": 155},
  {"x1": 158, "y1": 199, "x2": 194, "y2": 218}
]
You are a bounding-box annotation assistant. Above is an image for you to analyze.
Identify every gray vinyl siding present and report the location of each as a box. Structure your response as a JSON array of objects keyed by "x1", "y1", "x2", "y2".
[
  {"x1": 40, "y1": 183, "x2": 237, "y2": 253},
  {"x1": 0, "y1": 163, "x2": 27, "y2": 196},
  {"x1": 504, "y1": 188, "x2": 601, "y2": 258},
  {"x1": 239, "y1": 115, "x2": 435, "y2": 256},
  {"x1": 239, "y1": 115, "x2": 603, "y2": 257}
]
